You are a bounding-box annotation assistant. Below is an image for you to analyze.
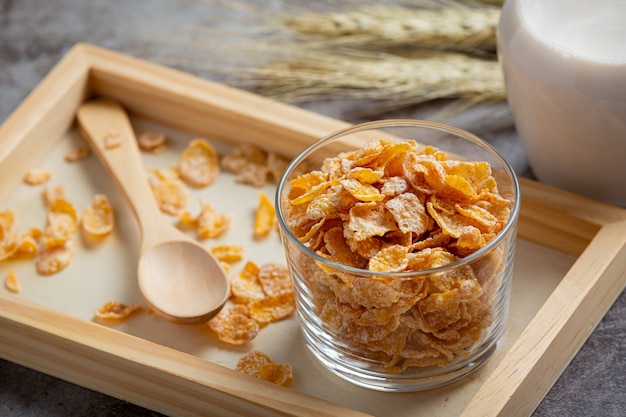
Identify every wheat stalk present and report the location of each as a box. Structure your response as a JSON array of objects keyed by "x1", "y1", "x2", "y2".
[
  {"x1": 243, "y1": 50, "x2": 504, "y2": 107},
  {"x1": 278, "y1": 4, "x2": 500, "y2": 55}
]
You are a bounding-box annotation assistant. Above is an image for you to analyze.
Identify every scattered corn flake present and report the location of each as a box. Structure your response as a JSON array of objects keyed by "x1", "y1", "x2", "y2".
[
  {"x1": 178, "y1": 138, "x2": 220, "y2": 187},
  {"x1": 150, "y1": 175, "x2": 189, "y2": 215},
  {"x1": 2, "y1": 234, "x2": 39, "y2": 261},
  {"x1": 177, "y1": 210, "x2": 198, "y2": 228},
  {"x1": 43, "y1": 198, "x2": 79, "y2": 247},
  {"x1": 138, "y1": 131, "x2": 167, "y2": 152},
  {"x1": 236, "y1": 351, "x2": 293, "y2": 386},
  {"x1": 210, "y1": 244, "x2": 244, "y2": 264},
  {"x1": 64, "y1": 147, "x2": 91, "y2": 162},
  {"x1": 266, "y1": 152, "x2": 290, "y2": 182},
  {"x1": 0, "y1": 224, "x2": 42, "y2": 261},
  {"x1": 222, "y1": 144, "x2": 290, "y2": 186},
  {"x1": 0, "y1": 209, "x2": 15, "y2": 240},
  {"x1": 248, "y1": 291, "x2": 296, "y2": 325},
  {"x1": 235, "y1": 163, "x2": 269, "y2": 187},
  {"x1": 254, "y1": 191, "x2": 276, "y2": 239},
  {"x1": 95, "y1": 301, "x2": 143, "y2": 321},
  {"x1": 230, "y1": 261, "x2": 265, "y2": 304},
  {"x1": 81, "y1": 194, "x2": 114, "y2": 238},
  {"x1": 36, "y1": 241, "x2": 74, "y2": 275},
  {"x1": 103, "y1": 131, "x2": 123, "y2": 149},
  {"x1": 207, "y1": 304, "x2": 260, "y2": 346},
  {"x1": 150, "y1": 167, "x2": 179, "y2": 181},
  {"x1": 43, "y1": 185, "x2": 66, "y2": 206},
  {"x1": 257, "y1": 262, "x2": 292, "y2": 297},
  {"x1": 197, "y1": 201, "x2": 229, "y2": 239},
  {"x1": 42, "y1": 198, "x2": 79, "y2": 247},
  {"x1": 23, "y1": 169, "x2": 51, "y2": 185},
  {"x1": 221, "y1": 144, "x2": 267, "y2": 173},
  {"x1": 4, "y1": 269, "x2": 20, "y2": 293}
]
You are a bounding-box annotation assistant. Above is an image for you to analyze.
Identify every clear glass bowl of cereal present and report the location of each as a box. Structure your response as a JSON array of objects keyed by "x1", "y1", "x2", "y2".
[{"x1": 275, "y1": 119, "x2": 520, "y2": 391}]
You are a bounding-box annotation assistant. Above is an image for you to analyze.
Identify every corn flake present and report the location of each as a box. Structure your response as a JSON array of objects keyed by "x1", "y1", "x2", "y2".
[
  {"x1": 36, "y1": 241, "x2": 74, "y2": 275},
  {"x1": 230, "y1": 261, "x2": 265, "y2": 304},
  {"x1": 64, "y1": 147, "x2": 91, "y2": 162},
  {"x1": 81, "y1": 194, "x2": 114, "y2": 238},
  {"x1": 178, "y1": 138, "x2": 220, "y2": 187},
  {"x1": 197, "y1": 201, "x2": 230, "y2": 239},
  {"x1": 236, "y1": 350, "x2": 293, "y2": 386},
  {"x1": 23, "y1": 169, "x2": 51, "y2": 185},
  {"x1": 207, "y1": 304, "x2": 260, "y2": 345},
  {"x1": 43, "y1": 198, "x2": 79, "y2": 247},
  {"x1": 210, "y1": 244, "x2": 244, "y2": 264},
  {"x1": 4, "y1": 269, "x2": 20, "y2": 293},
  {"x1": 248, "y1": 291, "x2": 296, "y2": 325},
  {"x1": 95, "y1": 301, "x2": 142, "y2": 321},
  {"x1": 254, "y1": 191, "x2": 276, "y2": 239},
  {"x1": 150, "y1": 174, "x2": 189, "y2": 215},
  {"x1": 104, "y1": 131, "x2": 123, "y2": 149},
  {"x1": 43, "y1": 186, "x2": 66, "y2": 206},
  {"x1": 138, "y1": 131, "x2": 167, "y2": 152},
  {"x1": 257, "y1": 262, "x2": 292, "y2": 297}
]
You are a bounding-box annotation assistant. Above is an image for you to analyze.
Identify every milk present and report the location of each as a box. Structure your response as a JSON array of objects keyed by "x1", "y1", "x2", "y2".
[{"x1": 498, "y1": 0, "x2": 626, "y2": 206}]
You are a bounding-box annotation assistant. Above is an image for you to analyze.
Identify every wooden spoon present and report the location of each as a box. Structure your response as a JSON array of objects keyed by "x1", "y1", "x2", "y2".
[{"x1": 77, "y1": 98, "x2": 229, "y2": 324}]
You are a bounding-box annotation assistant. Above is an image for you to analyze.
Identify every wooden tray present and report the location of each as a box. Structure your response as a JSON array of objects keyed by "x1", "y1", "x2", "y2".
[{"x1": 1, "y1": 43, "x2": 626, "y2": 417}]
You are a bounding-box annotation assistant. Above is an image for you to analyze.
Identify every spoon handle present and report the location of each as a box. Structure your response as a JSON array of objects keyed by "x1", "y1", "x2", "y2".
[{"x1": 77, "y1": 98, "x2": 167, "y2": 244}]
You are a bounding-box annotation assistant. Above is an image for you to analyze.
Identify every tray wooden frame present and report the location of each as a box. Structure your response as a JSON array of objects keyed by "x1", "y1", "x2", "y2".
[{"x1": 1, "y1": 43, "x2": 626, "y2": 417}]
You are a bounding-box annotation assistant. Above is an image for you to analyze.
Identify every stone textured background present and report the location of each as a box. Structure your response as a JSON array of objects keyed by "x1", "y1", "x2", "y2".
[{"x1": 1, "y1": 1, "x2": 624, "y2": 416}]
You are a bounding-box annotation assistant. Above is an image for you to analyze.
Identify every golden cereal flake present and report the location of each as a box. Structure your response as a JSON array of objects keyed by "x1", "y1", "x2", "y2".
[
  {"x1": 150, "y1": 175, "x2": 189, "y2": 215},
  {"x1": 64, "y1": 147, "x2": 91, "y2": 162},
  {"x1": 254, "y1": 191, "x2": 276, "y2": 239},
  {"x1": 43, "y1": 185, "x2": 67, "y2": 206},
  {"x1": 23, "y1": 169, "x2": 51, "y2": 185},
  {"x1": 230, "y1": 261, "x2": 265, "y2": 304},
  {"x1": 42, "y1": 198, "x2": 79, "y2": 247},
  {"x1": 210, "y1": 244, "x2": 244, "y2": 264},
  {"x1": 95, "y1": 301, "x2": 143, "y2": 321},
  {"x1": 178, "y1": 138, "x2": 220, "y2": 187},
  {"x1": 197, "y1": 201, "x2": 230, "y2": 239},
  {"x1": 103, "y1": 131, "x2": 123, "y2": 149},
  {"x1": 36, "y1": 241, "x2": 74, "y2": 275},
  {"x1": 0, "y1": 209, "x2": 15, "y2": 241},
  {"x1": 207, "y1": 304, "x2": 260, "y2": 346},
  {"x1": 236, "y1": 351, "x2": 293, "y2": 386},
  {"x1": 138, "y1": 131, "x2": 167, "y2": 152},
  {"x1": 4, "y1": 269, "x2": 21, "y2": 293},
  {"x1": 81, "y1": 194, "x2": 115, "y2": 238}
]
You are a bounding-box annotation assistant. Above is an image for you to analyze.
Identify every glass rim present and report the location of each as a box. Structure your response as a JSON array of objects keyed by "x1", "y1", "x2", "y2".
[{"x1": 275, "y1": 119, "x2": 521, "y2": 278}]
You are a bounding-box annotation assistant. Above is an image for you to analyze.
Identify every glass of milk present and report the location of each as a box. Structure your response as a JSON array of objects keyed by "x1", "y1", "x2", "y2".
[{"x1": 498, "y1": 0, "x2": 626, "y2": 206}]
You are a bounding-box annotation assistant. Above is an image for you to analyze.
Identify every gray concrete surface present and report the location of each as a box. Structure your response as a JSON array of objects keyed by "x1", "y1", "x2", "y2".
[{"x1": 1, "y1": 1, "x2": 625, "y2": 416}]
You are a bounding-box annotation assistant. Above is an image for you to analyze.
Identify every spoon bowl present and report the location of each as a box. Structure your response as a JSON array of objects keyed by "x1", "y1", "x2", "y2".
[{"x1": 77, "y1": 98, "x2": 229, "y2": 324}]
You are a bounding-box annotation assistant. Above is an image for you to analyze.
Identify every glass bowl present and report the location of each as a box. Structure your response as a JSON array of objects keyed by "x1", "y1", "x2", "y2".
[{"x1": 275, "y1": 119, "x2": 520, "y2": 391}]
